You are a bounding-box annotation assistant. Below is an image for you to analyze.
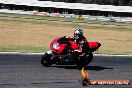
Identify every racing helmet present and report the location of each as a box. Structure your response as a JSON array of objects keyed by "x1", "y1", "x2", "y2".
[{"x1": 74, "y1": 28, "x2": 83, "y2": 40}]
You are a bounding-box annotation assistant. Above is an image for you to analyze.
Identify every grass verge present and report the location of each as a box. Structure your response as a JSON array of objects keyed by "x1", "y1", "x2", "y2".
[
  {"x1": 0, "y1": 13, "x2": 131, "y2": 31},
  {"x1": 0, "y1": 46, "x2": 47, "y2": 53},
  {"x1": 0, "y1": 13, "x2": 132, "y2": 55}
]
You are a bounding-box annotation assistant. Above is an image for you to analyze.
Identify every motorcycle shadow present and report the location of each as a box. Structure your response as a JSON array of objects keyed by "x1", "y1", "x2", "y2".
[
  {"x1": 52, "y1": 65, "x2": 113, "y2": 71},
  {"x1": 84, "y1": 66, "x2": 113, "y2": 71},
  {"x1": 52, "y1": 65, "x2": 77, "y2": 69}
]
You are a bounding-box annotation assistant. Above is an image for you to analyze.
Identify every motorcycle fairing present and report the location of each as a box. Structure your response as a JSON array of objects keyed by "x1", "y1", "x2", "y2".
[
  {"x1": 50, "y1": 38, "x2": 101, "y2": 55},
  {"x1": 88, "y1": 42, "x2": 101, "y2": 52},
  {"x1": 50, "y1": 38, "x2": 67, "y2": 54}
]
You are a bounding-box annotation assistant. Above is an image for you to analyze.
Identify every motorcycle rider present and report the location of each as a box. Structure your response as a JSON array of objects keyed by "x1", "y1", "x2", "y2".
[
  {"x1": 73, "y1": 28, "x2": 90, "y2": 53},
  {"x1": 73, "y1": 28, "x2": 92, "y2": 66},
  {"x1": 49, "y1": 28, "x2": 92, "y2": 66},
  {"x1": 57, "y1": 28, "x2": 90, "y2": 54}
]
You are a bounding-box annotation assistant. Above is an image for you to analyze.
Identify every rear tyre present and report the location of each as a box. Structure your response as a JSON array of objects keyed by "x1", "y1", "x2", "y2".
[
  {"x1": 76, "y1": 58, "x2": 86, "y2": 70},
  {"x1": 41, "y1": 53, "x2": 52, "y2": 67},
  {"x1": 86, "y1": 53, "x2": 93, "y2": 65},
  {"x1": 76, "y1": 53, "x2": 93, "y2": 70},
  {"x1": 76, "y1": 63, "x2": 85, "y2": 70}
]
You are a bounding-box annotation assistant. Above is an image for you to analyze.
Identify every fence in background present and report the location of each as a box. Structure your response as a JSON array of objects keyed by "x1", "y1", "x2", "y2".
[{"x1": 0, "y1": 9, "x2": 132, "y2": 23}]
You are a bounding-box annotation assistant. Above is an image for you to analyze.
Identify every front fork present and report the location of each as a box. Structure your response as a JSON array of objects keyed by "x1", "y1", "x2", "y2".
[{"x1": 46, "y1": 50, "x2": 57, "y2": 63}]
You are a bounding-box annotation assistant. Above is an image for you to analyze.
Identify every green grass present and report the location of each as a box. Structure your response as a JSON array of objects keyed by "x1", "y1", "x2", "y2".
[
  {"x1": 0, "y1": 13, "x2": 119, "y2": 24},
  {"x1": 0, "y1": 13, "x2": 77, "y2": 22},
  {"x1": 0, "y1": 46, "x2": 131, "y2": 55},
  {"x1": 0, "y1": 13, "x2": 132, "y2": 54},
  {"x1": 0, "y1": 46, "x2": 48, "y2": 53},
  {"x1": 0, "y1": 46, "x2": 108, "y2": 54},
  {"x1": 0, "y1": 13, "x2": 131, "y2": 31}
]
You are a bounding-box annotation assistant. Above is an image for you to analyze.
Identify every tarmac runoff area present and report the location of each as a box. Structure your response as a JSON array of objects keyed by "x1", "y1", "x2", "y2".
[{"x1": 0, "y1": 52, "x2": 132, "y2": 88}]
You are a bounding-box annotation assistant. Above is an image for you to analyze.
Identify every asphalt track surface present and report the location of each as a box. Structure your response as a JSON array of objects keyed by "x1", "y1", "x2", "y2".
[{"x1": 0, "y1": 53, "x2": 132, "y2": 88}]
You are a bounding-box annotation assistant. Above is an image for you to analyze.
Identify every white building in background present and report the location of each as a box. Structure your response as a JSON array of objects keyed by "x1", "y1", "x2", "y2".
[{"x1": 0, "y1": 0, "x2": 132, "y2": 17}]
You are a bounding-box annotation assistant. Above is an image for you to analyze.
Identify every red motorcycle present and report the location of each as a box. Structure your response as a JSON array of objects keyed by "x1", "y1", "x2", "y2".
[{"x1": 41, "y1": 37, "x2": 101, "y2": 69}]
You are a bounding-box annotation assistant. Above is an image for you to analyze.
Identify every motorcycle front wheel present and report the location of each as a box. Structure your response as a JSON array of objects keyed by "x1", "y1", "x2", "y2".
[{"x1": 41, "y1": 53, "x2": 52, "y2": 67}]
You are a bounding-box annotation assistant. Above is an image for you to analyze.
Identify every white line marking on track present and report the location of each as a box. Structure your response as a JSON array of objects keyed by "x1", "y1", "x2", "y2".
[{"x1": 0, "y1": 52, "x2": 132, "y2": 57}]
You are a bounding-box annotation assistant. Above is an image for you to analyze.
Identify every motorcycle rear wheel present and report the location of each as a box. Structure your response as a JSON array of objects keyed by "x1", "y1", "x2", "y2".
[
  {"x1": 41, "y1": 53, "x2": 52, "y2": 67},
  {"x1": 76, "y1": 53, "x2": 93, "y2": 70},
  {"x1": 76, "y1": 59, "x2": 86, "y2": 70},
  {"x1": 86, "y1": 53, "x2": 93, "y2": 64}
]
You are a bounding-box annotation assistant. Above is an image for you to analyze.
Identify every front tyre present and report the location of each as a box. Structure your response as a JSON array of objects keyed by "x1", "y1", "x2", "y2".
[{"x1": 41, "y1": 53, "x2": 52, "y2": 67}]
